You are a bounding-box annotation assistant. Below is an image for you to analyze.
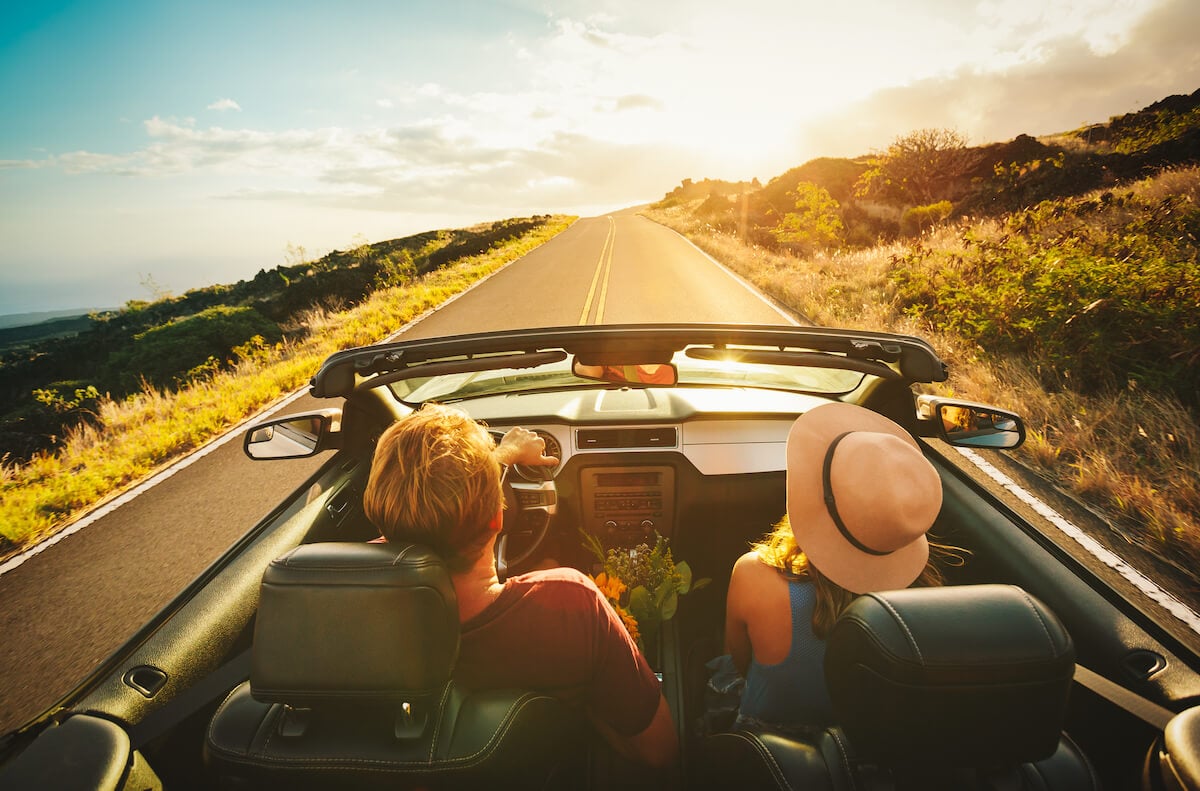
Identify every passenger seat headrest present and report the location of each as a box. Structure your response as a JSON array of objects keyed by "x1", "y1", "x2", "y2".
[
  {"x1": 825, "y1": 584, "x2": 1075, "y2": 768},
  {"x1": 251, "y1": 542, "x2": 459, "y2": 707}
]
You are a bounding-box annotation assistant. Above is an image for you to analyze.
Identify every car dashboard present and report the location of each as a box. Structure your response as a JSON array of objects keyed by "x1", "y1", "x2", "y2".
[{"x1": 459, "y1": 385, "x2": 831, "y2": 552}]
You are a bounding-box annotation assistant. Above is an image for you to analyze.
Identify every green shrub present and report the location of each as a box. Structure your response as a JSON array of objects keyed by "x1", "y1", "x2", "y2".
[
  {"x1": 770, "y1": 182, "x2": 844, "y2": 253},
  {"x1": 891, "y1": 188, "x2": 1200, "y2": 406},
  {"x1": 1112, "y1": 106, "x2": 1200, "y2": 155},
  {"x1": 900, "y1": 200, "x2": 953, "y2": 236},
  {"x1": 106, "y1": 306, "x2": 282, "y2": 389}
]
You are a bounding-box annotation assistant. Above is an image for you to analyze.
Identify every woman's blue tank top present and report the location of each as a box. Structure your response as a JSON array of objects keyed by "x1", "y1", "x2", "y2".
[{"x1": 736, "y1": 579, "x2": 834, "y2": 730}]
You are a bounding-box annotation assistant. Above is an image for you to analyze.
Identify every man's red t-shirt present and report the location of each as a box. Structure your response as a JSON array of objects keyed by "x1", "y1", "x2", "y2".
[{"x1": 454, "y1": 567, "x2": 662, "y2": 737}]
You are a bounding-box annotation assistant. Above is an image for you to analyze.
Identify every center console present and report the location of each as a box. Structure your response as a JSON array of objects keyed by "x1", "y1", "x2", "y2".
[{"x1": 579, "y1": 465, "x2": 676, "y2": 546}]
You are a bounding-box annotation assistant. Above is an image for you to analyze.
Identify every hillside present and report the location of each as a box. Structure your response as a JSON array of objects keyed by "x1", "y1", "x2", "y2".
[
  {"x1": 0, "y1": 314, "x2": 101, "y2": 355},
  {"x1": 651, "y1": 88, "x2": 1200, "y2": 416},
  {"x1": 0, "y1": 216, "x2": 556, "y2": 464},
  {"x1": 660, "y1": 88, "x2": 1200, "y2": 248},
  {"x1": 644, "y1": 87, "x2": 1200, "y2": 588},
  {"x1": 0, "y1": 216, "x2": 576, "y2": 556}
]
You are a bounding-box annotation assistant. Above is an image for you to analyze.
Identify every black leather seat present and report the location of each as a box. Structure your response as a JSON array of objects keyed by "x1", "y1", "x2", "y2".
[
  {"x1": 204, "y1": 542, "x2": 585, "y2": 790},
  {"x1": 699, "y1": 584, "x2": 1101, "y2": 790},
  {"x1": 1144, "y1": 707, "x2": 1200, "y2": 791}
]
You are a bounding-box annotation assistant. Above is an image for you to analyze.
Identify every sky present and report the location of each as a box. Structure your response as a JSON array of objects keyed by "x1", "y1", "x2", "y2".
[{"x1": 1, "y1": 0, "x2": 1198, "y2": 316}]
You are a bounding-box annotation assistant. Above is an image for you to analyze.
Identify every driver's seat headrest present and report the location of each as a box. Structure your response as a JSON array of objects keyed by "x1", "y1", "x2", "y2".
[
  {"x1": 250, "y1": 542, "x2": 459, "y2": 707},
  {"x1": 825, "y1": 584, "x2": 1076, "y2": 768}
]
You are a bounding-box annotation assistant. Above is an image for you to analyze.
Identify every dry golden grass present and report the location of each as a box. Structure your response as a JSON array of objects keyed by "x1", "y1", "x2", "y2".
[
  {"x1": 1036, "y1": 132, "x2": 1098, "y2": 156},
  {"x1": 0, "y1": 216, "x2": 576, "y2": 554},
  {"x1": 645, "y1": 179, "x2": 1200, "y2": 573}
]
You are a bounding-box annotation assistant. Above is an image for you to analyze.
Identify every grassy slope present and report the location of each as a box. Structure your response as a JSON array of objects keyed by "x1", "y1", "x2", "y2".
[
  {"x1": 643, "y1": 168, "x2": 1200, "y2": 584},
  {"x1": 0, "y1": 216, "x2": 575, "y2": 557}
]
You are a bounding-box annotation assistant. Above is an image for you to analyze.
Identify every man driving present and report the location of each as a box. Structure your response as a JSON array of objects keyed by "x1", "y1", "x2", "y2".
[{"x1": 362, "y1": 404, "x2": 679, "y2": 769}]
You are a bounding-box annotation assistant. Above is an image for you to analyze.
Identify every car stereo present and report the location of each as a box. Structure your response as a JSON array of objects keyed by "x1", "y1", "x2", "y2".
[{"x1": 579, "y1": 465, "x2": 675, "y2": 546}]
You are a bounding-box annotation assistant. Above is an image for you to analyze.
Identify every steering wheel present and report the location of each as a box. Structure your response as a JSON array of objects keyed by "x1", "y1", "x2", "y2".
[{"x1": 495, "y1": 466, "x2": 557, "y2": 578}]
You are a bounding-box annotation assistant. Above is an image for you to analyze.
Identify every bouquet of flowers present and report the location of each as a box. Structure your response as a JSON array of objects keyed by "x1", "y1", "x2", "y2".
[{"x1": 582, "y1": 530, "x2": 709, "y2": 651}]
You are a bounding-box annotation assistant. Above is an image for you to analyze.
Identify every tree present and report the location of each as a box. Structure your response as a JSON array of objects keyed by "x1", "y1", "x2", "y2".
[
  {"x1": 770, "y1": 182, "x2": 844, "y2": 253},
  {"x1": 283, "y1": 242, "x2": 309, "y2": 268},
  {"x1": 138, "y1": 273, "x2": 173, "y2": 302},
  {"x1": 855, "y1": 128, "x2": 976, "y2": 205}
]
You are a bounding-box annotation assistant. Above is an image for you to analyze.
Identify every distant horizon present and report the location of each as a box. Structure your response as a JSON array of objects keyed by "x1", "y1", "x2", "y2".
[
  {"x1": 0, "y1": 201, "x2": 632, "y2": 317},
  {"x1": 0, "y1": 306, "x2": 122, "y2": 329},
  {"x1": 4, "y1": 0, "x2": 1199, "y2": 314}
]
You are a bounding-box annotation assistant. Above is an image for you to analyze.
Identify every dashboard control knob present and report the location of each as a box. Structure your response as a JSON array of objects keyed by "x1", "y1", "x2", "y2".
[
  {"x1": 604, "y1": 520, "x2": 618, "y2": 530},
  {"x1": 641, "y1": 520, "x2": 654, "y2": 529}
]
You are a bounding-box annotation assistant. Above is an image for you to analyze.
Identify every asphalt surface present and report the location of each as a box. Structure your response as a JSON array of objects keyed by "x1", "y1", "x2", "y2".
[{"x1": 0, "y1": 212, "x2": 795, "y2": 735}]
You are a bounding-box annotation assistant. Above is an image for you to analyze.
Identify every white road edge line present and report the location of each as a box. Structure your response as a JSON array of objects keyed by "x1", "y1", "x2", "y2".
[
  {"x1": 0, "y1": 230, "x2": 558, "y2": 579},
  {"x1": 0, "y1": 386, "x2": 310, "y2": 577},
  {"x1": 954, "y1": 446, "x2": 1200, "y2": 637},
  {"x1": 661, "y1": 225, "x2": 800, "y2": 326}
]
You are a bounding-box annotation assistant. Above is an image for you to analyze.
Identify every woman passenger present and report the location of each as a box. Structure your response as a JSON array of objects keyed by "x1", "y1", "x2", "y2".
[{"x1": 723, "y1": 402, "x2": 954, "y2": 733}]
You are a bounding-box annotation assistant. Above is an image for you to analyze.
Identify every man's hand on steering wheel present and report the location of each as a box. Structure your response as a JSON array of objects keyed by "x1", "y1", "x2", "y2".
[
  {"x1": 495, "y1": 426, "x2": 559, "y2": 468},
  {"x1": 493, "y1": 427, "x2": 558, "y2": 579}
]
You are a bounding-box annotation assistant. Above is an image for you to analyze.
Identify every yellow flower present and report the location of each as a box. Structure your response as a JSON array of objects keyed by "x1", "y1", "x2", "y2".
[
  {"x1": 592, "y1": 572, "x2": 627, "y2": 603},
  {"x1": 616, "y1": 605, "x2": 641, "y2": 644}
]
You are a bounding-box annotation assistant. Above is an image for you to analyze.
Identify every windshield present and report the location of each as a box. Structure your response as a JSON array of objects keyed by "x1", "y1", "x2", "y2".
[{"x1": 388, "y1": 347, "x2": 869, "y2": 404}]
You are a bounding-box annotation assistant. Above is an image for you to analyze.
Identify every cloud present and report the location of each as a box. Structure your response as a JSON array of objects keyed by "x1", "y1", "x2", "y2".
[
  {"x1": 10, "y1": 0, "x2": 1197, "y2": 213},
  {"x1": 8, "y1": 104, "x2": 688, "y2": 217},
  {"x1": 56, "y1": 151, "x2": 140, "y2": 175},
  {"x1": 0, "y1": 159, "x2": 45, "y2": 170},
  {"x1": 611, "y1": 94, "x2": 663, "y2": 112},
  {"x1": 796, "y1": 0, "x2": 1200, "y2": 159},
  {"x1": 219, "y1": 125, "x2": 694, "y2": 216},
  {"x1": 207, "y1": 98, "x2": 242, "y2": 112}
]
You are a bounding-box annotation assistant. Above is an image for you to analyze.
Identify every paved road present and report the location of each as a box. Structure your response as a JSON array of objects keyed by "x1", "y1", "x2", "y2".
[{"x1": 0, "y1": 212, "x2": 795, "y2": 734}]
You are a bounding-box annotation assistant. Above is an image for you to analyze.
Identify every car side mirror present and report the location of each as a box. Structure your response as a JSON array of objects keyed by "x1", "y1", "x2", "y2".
[
  {"x1": 916, "y1": 395, "x2": 1026, "y2": 449},
  {"x1": 244, "y1": 408, "x2": 342, "y2": 460}
]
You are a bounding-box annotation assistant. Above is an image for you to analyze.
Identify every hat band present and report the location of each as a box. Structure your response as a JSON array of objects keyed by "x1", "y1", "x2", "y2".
[{"x1": 822, "y1": 432, "x2": 890, "y2": 558}]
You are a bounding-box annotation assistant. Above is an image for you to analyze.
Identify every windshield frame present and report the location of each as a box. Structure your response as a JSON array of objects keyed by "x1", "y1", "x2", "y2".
[
  {"x1": 309, "y1": 323, "x2": 949, "y2": 401},
  {"x1": 387, "y1": 348, "x2": 873, "y2": 405}
]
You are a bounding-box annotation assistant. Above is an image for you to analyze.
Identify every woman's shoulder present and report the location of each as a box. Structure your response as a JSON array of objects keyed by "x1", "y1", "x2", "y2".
[
  {"x1": 729, "y1": 551, "x2": 794, "y2": 607},
  {"x1": 732, "y1": 549, "x2": 760, "y2": 571},
  {"x1": 731, "y1": 550, "x2": 780, "y2": 581}
]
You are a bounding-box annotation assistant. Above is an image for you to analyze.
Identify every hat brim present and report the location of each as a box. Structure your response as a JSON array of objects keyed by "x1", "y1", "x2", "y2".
[{"x1": 786, "y1": 402, "x2": 932, "y2": 594}]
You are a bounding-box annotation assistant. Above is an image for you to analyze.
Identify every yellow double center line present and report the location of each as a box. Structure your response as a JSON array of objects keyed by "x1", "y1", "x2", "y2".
[{"x1": 578, "y1": 216, "x2": 615, "y2": 325}]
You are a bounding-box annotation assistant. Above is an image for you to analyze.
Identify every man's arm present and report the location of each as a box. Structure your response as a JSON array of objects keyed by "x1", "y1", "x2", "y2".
[
  {"x1": 591, "y1": 693, "x2": 679, "y2": 770},
  {"x1": 581, "y1": 574, "x2": 679, "y2": 770}
]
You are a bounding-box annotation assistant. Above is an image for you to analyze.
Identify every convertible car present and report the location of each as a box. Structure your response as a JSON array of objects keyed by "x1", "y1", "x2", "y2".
[{"x1": 2, "y1": 323, "x2": 1198, "y2": 790}]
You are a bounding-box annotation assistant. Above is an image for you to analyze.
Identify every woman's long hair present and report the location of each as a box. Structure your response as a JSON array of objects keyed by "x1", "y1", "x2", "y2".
[{"x1": 751, "y1": 514, "x2": 964, "y2": 638}]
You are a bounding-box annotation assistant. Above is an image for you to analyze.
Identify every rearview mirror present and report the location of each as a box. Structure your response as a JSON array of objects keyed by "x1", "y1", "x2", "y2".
[
  {"x1": 244, "y1": 409, "x2": 342, "y2": 460},
  {"x1": 571, "y1": 359, "x2": 678, "y2": 386},
  {"x1": 916, "y1": 395, "x2": 1025, "y2": 450}
]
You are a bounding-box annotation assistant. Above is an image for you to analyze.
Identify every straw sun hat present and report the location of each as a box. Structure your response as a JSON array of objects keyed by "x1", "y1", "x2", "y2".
[{"x1": 785, "y1": 402, "x2": 943, "y2": 595}]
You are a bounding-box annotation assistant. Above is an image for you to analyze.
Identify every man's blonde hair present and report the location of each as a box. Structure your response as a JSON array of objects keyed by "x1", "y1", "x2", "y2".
[{"x1": 363, "y1": 404, "x2": 501, "y2": 572}]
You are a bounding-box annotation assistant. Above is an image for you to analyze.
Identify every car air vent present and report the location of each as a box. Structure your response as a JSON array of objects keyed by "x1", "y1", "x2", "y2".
[{"x1": 577, "y1": 427, "x2": 677, "y2": 450}]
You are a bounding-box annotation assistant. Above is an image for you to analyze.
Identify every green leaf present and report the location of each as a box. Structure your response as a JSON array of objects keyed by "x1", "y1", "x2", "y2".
[
  {"x1": 629, "y1": 585, "x2": 657, "y2": 627},
  {"x1": 675, "y1": 561, "x2": 693, "y2": 594},
  {"x1": 653, "y1": 580, "x2": 671, "y2": 607},
  {"x1": 660, "y1": 589, "x2": 678, "y2": 621},
  {"x1": 692, "y1": 577, "x2": 712, "y2": 592},
  {"x1": 578, "y1": 528, "x2": 606, "y2": 563}
]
